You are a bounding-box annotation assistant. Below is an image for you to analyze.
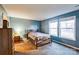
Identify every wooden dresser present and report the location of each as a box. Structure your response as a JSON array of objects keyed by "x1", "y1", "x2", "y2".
[{"x1": 0, "y1": 28, "x2": 13, "y2": 55}]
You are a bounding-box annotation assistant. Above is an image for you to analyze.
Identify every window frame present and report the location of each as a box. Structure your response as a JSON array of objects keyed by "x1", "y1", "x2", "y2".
[
  {"x1": 49, "y1": 20, "x2": 58, "y2": 36},
  {"x1": 59, "y1": 16, "x2": 76, "y2": 41},
  {"x1": 49, "y1": 16, "x2": 76, "y2": 41}
]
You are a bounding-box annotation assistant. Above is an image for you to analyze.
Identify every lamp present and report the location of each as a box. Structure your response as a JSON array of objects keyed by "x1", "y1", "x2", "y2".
[
  {"x1": 3, "y1": 16, "x2": 8, "y2": 20},
  {"x1": 13, "y1": 27, "x2": 22, "y2": 36},
  {"x1": 3, "y1": 16, "x2": 9, "y2": 28}
]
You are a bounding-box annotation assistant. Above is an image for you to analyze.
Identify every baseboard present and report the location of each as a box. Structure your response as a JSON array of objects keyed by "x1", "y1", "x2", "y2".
[{"x1": 53, "y1": 40, "x2": 79, "y2": 50}]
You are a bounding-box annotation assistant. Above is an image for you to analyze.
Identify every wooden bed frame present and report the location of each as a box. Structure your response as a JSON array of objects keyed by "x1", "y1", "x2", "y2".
[{"x1": 27, "y1": 32, "x2": 52, "y2": 49}]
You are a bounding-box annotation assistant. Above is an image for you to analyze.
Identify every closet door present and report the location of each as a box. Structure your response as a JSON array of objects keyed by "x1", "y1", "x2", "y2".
[
  {"x1": 0, "y1": 28, "x2": 13, "y2": 55},
  {"x1": 0, "y1": 29, "x2": 3, "y2": 54},
  {"x1": 8, "y1": 28, "x2": 13, "y2": 54},
  {"x1": 2, "y1": 29, "x2": 9, "y2": 54}
]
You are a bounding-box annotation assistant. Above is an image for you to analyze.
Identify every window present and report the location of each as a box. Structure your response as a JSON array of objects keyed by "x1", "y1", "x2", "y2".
[
  {"x1": 49, "y1": 16, "x2": 76, "y2": 41},
  {"x1": 59, "y1": 16, "x2": 75, "y2": 41},
  {"x1": 49, "y1": 21, "x2": 58, "y2": 36}
]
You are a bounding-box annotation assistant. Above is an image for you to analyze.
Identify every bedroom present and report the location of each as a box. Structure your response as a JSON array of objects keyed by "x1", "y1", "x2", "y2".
[{"x1": 0, "y1": 4, "x2": 79, "y2": 55}]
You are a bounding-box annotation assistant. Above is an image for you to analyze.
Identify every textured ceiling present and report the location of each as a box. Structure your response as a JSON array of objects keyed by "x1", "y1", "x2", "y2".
[{"x1": 3, "y1": 4, "x2": 79, "y2": 21}]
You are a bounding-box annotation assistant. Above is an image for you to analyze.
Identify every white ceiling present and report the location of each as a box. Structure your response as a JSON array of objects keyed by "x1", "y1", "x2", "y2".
[{"x1": 2, "y1": 4, "x2": 79, "y2": 21}]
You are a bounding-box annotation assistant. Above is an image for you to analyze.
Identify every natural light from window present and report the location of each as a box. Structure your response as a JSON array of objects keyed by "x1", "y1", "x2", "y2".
[
  {"x1": 49, "y1": 21, "x2": 58, "y2": 36},
  {"x1": 49, "y1": 16, "x2": 76, "y2": 41},
  {"x1": 59, "y1": 16, "x2": 76, "y2": 41}
]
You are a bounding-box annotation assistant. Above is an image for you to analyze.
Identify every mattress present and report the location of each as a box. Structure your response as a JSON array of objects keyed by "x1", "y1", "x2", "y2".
[{"x1": 28, "y1": 32, "x2": 50, "y2": 40}]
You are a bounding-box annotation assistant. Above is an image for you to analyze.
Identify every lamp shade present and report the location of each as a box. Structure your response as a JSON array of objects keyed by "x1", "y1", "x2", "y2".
[{"x1": 3, "y1": 16, "x2": 8, "y2": 20}]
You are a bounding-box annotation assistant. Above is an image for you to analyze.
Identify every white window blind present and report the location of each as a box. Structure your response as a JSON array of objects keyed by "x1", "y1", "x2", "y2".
[{"x1": 59, "y1": 16, "x2": 76, "y2": 41}]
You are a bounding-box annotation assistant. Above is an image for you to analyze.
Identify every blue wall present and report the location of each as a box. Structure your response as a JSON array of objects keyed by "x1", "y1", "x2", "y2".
[
  {"x1": 9, "y1": 17, "x2": 41, "y2": 38},
  {"x1": 41, "y1": 10, "x2": 79, "y2": 48}
]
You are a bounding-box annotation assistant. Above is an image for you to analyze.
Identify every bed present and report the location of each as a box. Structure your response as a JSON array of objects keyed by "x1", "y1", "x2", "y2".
[{"x1": 27, "y1": 31, "x2": 51, "y2": 48}]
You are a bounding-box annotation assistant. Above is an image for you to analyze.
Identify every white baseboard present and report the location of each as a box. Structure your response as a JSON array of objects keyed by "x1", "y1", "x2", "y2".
[{"x1": 53, "y1": 40, "x2": 79, "y2": 50}]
